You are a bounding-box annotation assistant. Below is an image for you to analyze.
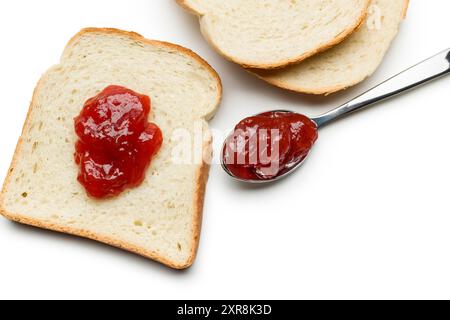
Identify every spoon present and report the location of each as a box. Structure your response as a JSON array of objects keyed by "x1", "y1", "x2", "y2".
[{"x1": 222, "y1": 48, "x2": 450, "y2": 183}]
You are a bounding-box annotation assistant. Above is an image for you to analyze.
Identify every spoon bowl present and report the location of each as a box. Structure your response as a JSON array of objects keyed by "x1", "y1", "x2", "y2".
[{"x1": 221, "y1": 110, "x2": 316, "y2": 184}]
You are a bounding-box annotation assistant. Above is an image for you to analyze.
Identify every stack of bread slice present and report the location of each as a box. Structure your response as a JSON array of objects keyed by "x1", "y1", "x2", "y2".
[{"x1": 178, "y1": 0, "x2": 409, "y2": 94}]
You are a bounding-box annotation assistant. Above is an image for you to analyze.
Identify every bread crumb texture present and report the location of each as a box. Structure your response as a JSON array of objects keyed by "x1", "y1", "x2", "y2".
[
  {"x1": 251, "y1": 0, "x2": 408, "y2": 94},
  {"x1": 178, "y1": 0, "x2": 370, "y2": 68}
]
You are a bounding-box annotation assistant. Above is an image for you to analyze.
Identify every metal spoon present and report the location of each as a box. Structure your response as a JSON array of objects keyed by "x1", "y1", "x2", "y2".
[{"x1": 222, "y1": 48, "x2": 450, "y2": 183}]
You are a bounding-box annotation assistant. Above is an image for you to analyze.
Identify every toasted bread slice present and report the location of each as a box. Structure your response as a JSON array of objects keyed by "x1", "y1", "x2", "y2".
[
  {"x1": 177, "y1": 0, "x2": 371, "y2": 69},
  {"x1": 251, "y1": 0, "x2": 409, "y2": 94},
  {"x1": 0, "y1": 28, "x2": 222, "y2": 269}
]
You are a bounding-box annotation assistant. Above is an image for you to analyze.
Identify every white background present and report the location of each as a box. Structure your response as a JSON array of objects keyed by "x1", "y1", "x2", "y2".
[{"x1": 0, "y1": 0, "x2": 449, "y2": 300}]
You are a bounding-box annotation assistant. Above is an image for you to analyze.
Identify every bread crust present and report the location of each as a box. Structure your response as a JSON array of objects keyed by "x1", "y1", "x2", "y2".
[
  {"x1": 177, "y1": 0, "x2": 371, "y2": 69},
  {"x1": 0, "y1": 28, "x2": 222, "y2": 270},
  {"x1": 177, "y1": 0, "x2": 205, "y2": 15},
  {"x1": 403, "y1": 0, "x2": 410, "y2": 19},
  {"x1": 248, "y1": 0, "x2": 409, "y2": 95}
]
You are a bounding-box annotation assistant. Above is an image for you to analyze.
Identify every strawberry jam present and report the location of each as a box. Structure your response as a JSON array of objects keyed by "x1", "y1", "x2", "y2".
[
  {"x1": 74, "y1": 85, "x2": 163, "y2": 198},
  {"x1": 223, "y1": 112, "x2": 318, "y2": 180}
]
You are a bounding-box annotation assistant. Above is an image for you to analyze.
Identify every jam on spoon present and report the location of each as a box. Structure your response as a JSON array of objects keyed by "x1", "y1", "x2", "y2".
[
  {"x1": 74, "y1": 85, "x2": 163, "y2": 199},
  {"x1": 223, "y1": 111, "x2": 318, "y2": 181}
]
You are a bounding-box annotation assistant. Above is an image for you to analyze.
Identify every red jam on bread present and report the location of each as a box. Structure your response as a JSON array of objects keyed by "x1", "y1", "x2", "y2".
[
  {"x1": 74, "y1": 85, "x2": 163, "y2": 198},
  {"x1": 223, "y1": 112, "x2": 318, "y2": 180}
]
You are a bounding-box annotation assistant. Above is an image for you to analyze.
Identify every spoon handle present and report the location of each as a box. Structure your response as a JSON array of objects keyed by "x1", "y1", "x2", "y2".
[{"x1": 312, "y1": 48, "x2": 450, "y2": 128}]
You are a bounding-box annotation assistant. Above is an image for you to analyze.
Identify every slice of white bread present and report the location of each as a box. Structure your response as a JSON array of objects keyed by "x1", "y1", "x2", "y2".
[
  {"x1": 0, "y1": 28, "x2": 222, "y2": 269},
  {"x1": 177, "y1": 0, "x2": 371, "y2": 69},
  {"x1": 251, "y1": 0, "x2": 409, "y2": 95}
]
